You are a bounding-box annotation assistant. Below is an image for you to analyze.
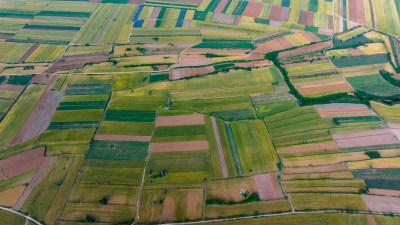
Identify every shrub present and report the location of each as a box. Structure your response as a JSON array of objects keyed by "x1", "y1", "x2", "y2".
[{"x1": 365, "y1": 151, "x2": 381, "y2": 159}]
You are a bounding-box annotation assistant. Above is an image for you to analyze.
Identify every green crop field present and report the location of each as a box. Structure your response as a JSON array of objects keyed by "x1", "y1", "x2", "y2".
[
  {"x1": 231, "y1": 120, "x2": 279, "y2": 175},
  {"x1": 1, "y1": 0, "x2": 400, "y2": 223}
]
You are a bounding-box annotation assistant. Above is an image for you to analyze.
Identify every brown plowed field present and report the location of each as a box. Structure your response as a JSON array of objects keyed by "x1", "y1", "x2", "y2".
[
  {"x1": 369, "y1": 188, "x2": 400, "y2": 197},
  {"x1": 293, "y1": 78, "x2": 344, "y2": 87},
  {"x1": 150, "y1": 141, "x2": 209, "y2": 152},
  {"x1": 348, "y1": 48, "x2": 364, "y2": 56},
  {"x1": 348, "y1": 0, "x2": 366, "y2": 25},
  {"x1": 317, "y1": 108, "x2": 375, "y2": 118},
  {"x1": 94, "y1": 135, "x2": 151, "y2": 142},
  {"x1": 0, "y1": 84, "x2": 25, "y2": 92},
  {"x1": 214, "y1": 0, "x2": 228, "y2": 13},
  {"x1": 235, "y1": 60, "x2": 273, "y2": 68},
  {"x1": 269, "y1": 5, "x2": 283, "y2": 21},
  {"x1": 278, "y1": 41, "x2": 332, "y2": 58},
  {"x1": 332, "y1": 129, "x2": 398, "y2": 148},
  {"x1": 300, "y1": 31, "x2": 321, "y2": 43},
  {"x1": 172, "y1": 54, "x2": 211, "y2": 68},
  {"x1": 18, "y1": 44, "x2": 40, "y2": 63},
  {"x1": 278, "y1": 143, "x2": 339, "y2": 154},
  {"x1": 362, "y1": 194, "x2": 400, "y2": 213},
  {"x1": 242, "y1": 2, "x2": 263, "y2": 17},
  {"x1": 366, "y1": 214, "x2": 377, "y2": 225},
  {"x1": 0, "y1": 147, "x2": 45, "y2": 181},
  {"x1": 251, "y1": 173, "x2": 283, "y2": 200},
  {"x1": 155, "y1": 114, "x2": 205, "y2": 126},
  {"x1": 30, "y1": 74, "x2": 55, "y2": 84},
  {"x1": 283, "y1": 163, "x2": 348, "y2": 174},
  {"x1": 297, "y1": 82, "x2": 352, "y2": 94},
  {"x1": 252, "y1": 37, "x2": 294, "y2": 53},
  {"x1": 45, "y1": 55, "x2": 109, "y2": 73}
]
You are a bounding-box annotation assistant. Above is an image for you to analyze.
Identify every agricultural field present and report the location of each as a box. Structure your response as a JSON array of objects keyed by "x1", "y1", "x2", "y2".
[{"x1": 2, "y1": 0, "x2": 400, "y2": 224}]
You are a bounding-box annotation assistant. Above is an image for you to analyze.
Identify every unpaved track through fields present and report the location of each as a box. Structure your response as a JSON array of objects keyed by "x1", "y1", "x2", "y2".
[{"x1": 210, "y1": 116, "x2": 228, "y2": 178}]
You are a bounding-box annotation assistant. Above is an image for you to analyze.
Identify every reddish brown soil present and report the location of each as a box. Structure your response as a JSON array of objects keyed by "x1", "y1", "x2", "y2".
[
  {"x1": 94, "y1": 135, "x2": 151, "y2": 142},
  {"x1": 214, "y1": 0, "x2": 228, "y2": 13},
  {"x1": 235, "y1": 60, "x2": 273, "y2": 68},
  {"x1": 252, "y1": 37, "x2": 294, "y2": 54},
  {"x1": 156, "y1": 65, "x2": 168, "y2": 71},
  {"x1": 17, "y1": 43, "x2": 40, "y2": 63},
  {"x1": 278, "y1": 143, "x2": 339, "y2": 154},
  {"x1": 185, "y1": 48, "x2": 248, "y2": 54},
  {"x1": 293, "y1": 77, "x2": 344, "y2": 87},
  {"x1": 172, "y1": 54, "x2": 212, "y2": 68},
  {"x1": 300, "y1": 31, "x2": 321, "y2": 43},
  {"x1": 30, "y1": 74, "x2": 55, "y2": 84},
  {"x1": 160, "y1": 197, "x2": 175, "y2": 221},
  {"x1": 246, "y1": 54, "x2": 265, "y2": 60},
  {"x1": 0, "y1": 84, "x2": 25, "y2": 92},
  {"x1": 332, "y1": 129, "x2": 391, "y2": 139},
  {"x1": 317, "y1": 108, "x2": 375, "y2": 118},
  {"x1": 298, "y1": 10, "x2": 308, "y2": 25},
  {"x1": 297, "y1": 82, "x2": 352, "y2": 94},
  {"x1": 251, "y1": 173, "x2": 283, "y2": 200},
  {"x1": 283, "y1": 59, "x2": 330, "y2": 68},
  {"x1": 156, "y1": 114, "x2": 205, "y2": 126},
  {"x1": 332, "y1": 129, "x2": 399, "y2": 148},
  {"x1": 366, "y1": 214, "x2": 377, "y2": 225},
  {"x1": 11, "y1": 76, "x2": 58, "y2": 145},
  {"x1": 170, "y1": 66, "x2": 214, "y2": 80},
  {"x1": 307, "y1": 11, "x2": 314, "y2": 26},
  {"x1": 269, "y1": 5, "x2": 283, "y2": 21},
  {"x1": 234, "y1": 15, "x2": 242, "y2": 26},
  {"x1": 242, "y1": 2, "x2": 263, "y2": 18},
  {"x1": 0, "y1": 147, "x2": 45, "y2": 181},
  {"x1": 150, "y1": 141, "x2": 209, "y2": 153},
  {"x1": 44, "y1": 55, "x2": 109, "y2": 73},
  {"x1": 369, "y1": 188, "x2": 400, "y2": 197},
  {"x1": 318, "y1": 28, "x2": 334, "y2": 36},
  {"x1": 283, "y1": 163, "x2": 348, "y2": 174},
  {"x1": 0, "y1": 34, "x2": 13, "y2": 39},
  {"x1": 335, "y1": 134, "x2": 398, "y2": 148},
  {"x1": 348, "y1": 48, "x2": 364, "y2": 56},
  {"x1": 348, "y1": 0, "x2": 366, "y2": 25},
  {"x1": 278, "y1": 41, "x2": 332, "y2": 58},
  {"x1": 392, "y1": 74, "x2": 400, "y2": 80},
  {"x1": 362, "y1": 194, "x2": 400, "y2": 213}
]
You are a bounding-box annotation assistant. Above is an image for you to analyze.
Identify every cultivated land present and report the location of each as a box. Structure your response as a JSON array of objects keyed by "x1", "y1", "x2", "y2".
[{"x1": 1, "y1": 0, "x2": 400, "y2": 224}]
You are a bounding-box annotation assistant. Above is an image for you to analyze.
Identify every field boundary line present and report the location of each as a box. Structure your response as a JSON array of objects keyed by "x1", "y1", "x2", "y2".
[
  {"x1": 0, "y1": 207, "x2": 42, "y2": 225},
  {"x1": 133, "y1": 104, "x2": 164, "y2": 224},
  {"x1": 95, "y1": 4, "x2": 121, "y2": 45}
]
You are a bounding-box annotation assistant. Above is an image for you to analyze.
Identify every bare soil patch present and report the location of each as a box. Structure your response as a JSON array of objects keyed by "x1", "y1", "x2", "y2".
[
  {"x1": 279, "y1": 41, "x2": 332, "y2": 58},
  {"x1": 278, "y1": 143, "x2": 339, "y2": 154},
  {"x1": 333, "y1": 129, "x2": 399, "y2": 148},
  {"x1": 211, "y1": 13, "x2": 236, "y2": 25},
  {"x1": 252, "y1": 37, "x2": 294, "y2": 54},
  {"x1": 156, "y1": 114, "x2": 205, "y2": 126},
  {"x1": 348, "y1": 0, "x2": 366, "y2": 26},
  {"x1": 214, "y1": 0, "x2": 228, "y2": 13},
  {"x1": 297, "y1": 82, "x2": 352, "y2": 94},
  {"x1": 0, "y1": 147, "x2": 44, "y2": 181},
  {"x1": 30, "y1": 74, "x2": 54, "y2": 84},
  {"x1": 366, "y1": 214, "x2": 377, "y2": 225},
  {"x1": 45, "y1": 55, "x2": 109, "y2": 73},
  {"x1": 300, "y1": 31, "x2": 321, "y2": 43},
  {"x1": 150, "y1": 141, "x2": 209, "y2": 152},
  {"x1": 362, "y1": 194, "x2": 400, "y2": 213},
  {"x1": 242, "y1": 2, "x2": 263, "y2": 17},
  {"x1": 94, "y1": 135, "x2": 151, "y2": 142},
  {"x1": 369, "y1": 188, "x2": 400, "y2": 197},
  {"x1": 317, "y1": 108, "x2": 375, "y2": 118},
  {"x1": 18, "y1": 43, "x2": 39, "y2": 63},
  {"x1": 11, "y1": 76, "x2": 61, "y2": 145},
  {"x1": 252, "y1": 173, "x2": 283, "y2": 200},
  {"x1": 348, "y1": 47, "x2": 364, "y2": 56},
  {"x1": 160, "y1": 197, "x2": 175, "y2": 221},
  {"x1": 0, "y1": 84, "x2": 24, "y2": 92},
  {"x1": 283, "y1": 163, "x2": 348, "y2": 174},
  {"x1": 268, "y1": 5, "x2": 283, "y2": 21},
  {"x1": 235, "y1": 60, "x2": 273, "y2": 68}
]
